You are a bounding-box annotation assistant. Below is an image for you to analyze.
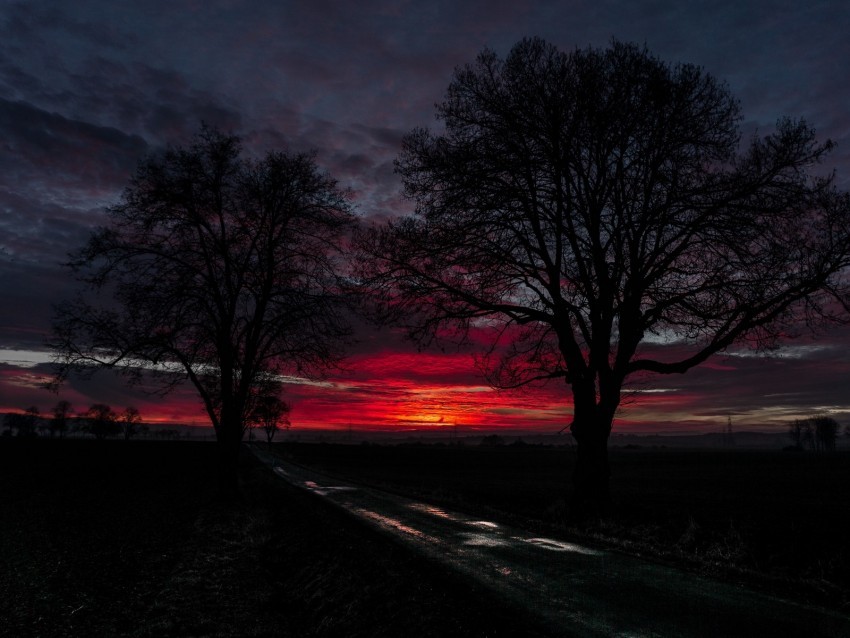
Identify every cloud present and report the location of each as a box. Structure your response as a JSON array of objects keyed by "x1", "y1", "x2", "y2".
[{"x1": 2, "y1": 0, "x2": 850, "y2": 433}]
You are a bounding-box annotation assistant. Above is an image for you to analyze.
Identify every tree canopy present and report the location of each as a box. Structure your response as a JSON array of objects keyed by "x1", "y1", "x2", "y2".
[
  {"x1": 356, "y1": 38, "x2": 850, "y2": 513},
  {"x1": 51, "y1": 126, "x2": 355, "y2": 486}
]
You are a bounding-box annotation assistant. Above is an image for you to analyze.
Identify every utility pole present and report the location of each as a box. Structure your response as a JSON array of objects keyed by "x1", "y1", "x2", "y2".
[{"x1": 725, "y1": 416, "x2": 735, "y2": 447}]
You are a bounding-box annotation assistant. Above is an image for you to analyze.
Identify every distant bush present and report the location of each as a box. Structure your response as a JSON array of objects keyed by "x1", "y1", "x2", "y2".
[
  {"x1": 479, "y1": 435, "x2": 505, "y2": 447},
  {"x1": 80, "y1": 404, "x2": 121, "y2": 440},
  {"x1": 789, "y1": 416, "x2": 839, "y2": 452},
  {"x1": 3, "y1": 407, "x2": 40, "y2": 438}
]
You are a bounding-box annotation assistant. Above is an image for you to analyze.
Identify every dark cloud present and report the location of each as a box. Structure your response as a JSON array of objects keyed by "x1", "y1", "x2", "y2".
[
  {"x1": 1, "y1": 0, "x2": 850, "y2": 430},
  {"x1": 0, "y1": 97, "x2": 148, "y2": 188}
]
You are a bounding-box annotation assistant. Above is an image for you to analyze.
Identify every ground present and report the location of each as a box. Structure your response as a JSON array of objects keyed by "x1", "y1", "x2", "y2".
[
  {"x1": 0, "y1": 439, "x2": 548, "y2": 637},
  {"x1": 3, "y1": 438, "x2": 848, "y2": 636}
]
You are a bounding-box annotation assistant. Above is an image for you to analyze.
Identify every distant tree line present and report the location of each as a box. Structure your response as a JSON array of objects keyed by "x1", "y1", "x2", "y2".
[
  {"x1": 2, "y1": 401, "x2": 147, "y2": 440},
  {"x1": 788, "y1": 416, "x2": 840, "y2": 452}
]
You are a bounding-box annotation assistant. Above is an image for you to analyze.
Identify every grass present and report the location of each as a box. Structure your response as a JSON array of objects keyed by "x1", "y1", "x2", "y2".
[
  {"x1": 0, "y1": 439, "x2": 549, "y2": 637},
  {"x1": 274, "y1": 442, "x2": 850, "y2": 612}
]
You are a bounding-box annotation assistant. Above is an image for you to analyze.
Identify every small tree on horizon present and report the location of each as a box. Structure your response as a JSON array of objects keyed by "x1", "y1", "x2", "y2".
[
  {"x1": 51, "y1": 400, "x2": 72, "y2": 438},
  {"x1": 249, "y1": 394, "x2": 291, "y2": 445},
  {"x1": 120, "y1": 406, "x2": 143, "y2": 440},
  {"x1": 3, "y1": 409, "x2": 39, "y2": 438},
  {"x1": 82, "y1": 403, "x2": 120, "y2": 440},
  {"x1": 18, "y1": 406, "x2": 40, "y2": 438},
  {"x1": 789, "y1": 419, "x2": 814, "y2": 450},
  {"x1": 789, "y1": 416, "x2": 839, "y2": 452},
  {"x1": 813, "y1": 416, "x2": 839, "y2": 453}
]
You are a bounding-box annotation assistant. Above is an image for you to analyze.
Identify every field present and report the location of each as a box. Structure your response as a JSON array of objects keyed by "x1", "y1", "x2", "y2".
[
  {"x1": 276, "y1": 442, "x2": 850, "y2": 611},
  {"x1": 0, "y1": 439, "x2": 548, "y2": 637}
]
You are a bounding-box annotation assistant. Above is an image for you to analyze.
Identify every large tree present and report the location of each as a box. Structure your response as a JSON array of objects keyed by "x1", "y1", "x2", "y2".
[
  {"x1": 51, "y1": 126, "x2": 354, "y2": 489},
  {"x1": 356, "y1": 39, "x2": 850, "y2": 515}
]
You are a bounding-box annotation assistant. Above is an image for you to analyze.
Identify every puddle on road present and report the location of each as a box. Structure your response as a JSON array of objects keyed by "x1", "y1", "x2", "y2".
[
  {"x1": 404, "y1": 501, "x2": 599, "y2": 556},
  {"x1": 459, "y1": 532, "x2": 509, "y2": 548},
  {"x1": 294, "y1": 473, "x2": 601, "y2": 558},
  {"x1": 407, "y1": 503, "x2": 500, "y2": 531},
  {"x1": 355, "y1": 508, "x2": 440, "y2": 544},
  {"x1": 407, "y1": 503, "x2": 457, "y2": 521},
  {"x1": 522, "y1": 537, "x2": 602, "y2": 555},
  {"x1": 303, "y1": 480, "x2": 358, "y2": 496}
]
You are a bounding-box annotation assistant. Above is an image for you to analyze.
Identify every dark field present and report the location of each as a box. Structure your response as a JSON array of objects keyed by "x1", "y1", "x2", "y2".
[
  {"x1": 276, "y1": 442, "x2": 850, "y2": 611},
  {"x1": 0, "y1": 440, "x2": 548, "y2": 637}
]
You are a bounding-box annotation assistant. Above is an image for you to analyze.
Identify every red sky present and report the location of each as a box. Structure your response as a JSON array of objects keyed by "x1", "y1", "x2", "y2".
[
  {"x1": 2, "y1": 3, "x2": 850, "y2": 435},
  {"x1": 5, "y1": 325, "x2": 850, "y2": 436}
]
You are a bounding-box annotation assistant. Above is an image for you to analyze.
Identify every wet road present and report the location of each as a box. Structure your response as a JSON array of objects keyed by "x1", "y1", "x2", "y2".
[{"x1": 249, "y1": 446, "x2": 850, "y2": 637}]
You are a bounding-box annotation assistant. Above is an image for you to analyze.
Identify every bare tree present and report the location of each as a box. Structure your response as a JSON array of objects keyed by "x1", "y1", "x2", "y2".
[
  {"x1": 789, "y1": 416, "x2": 838, "y2": 452},
  {"x1": 1, "y1": 413, "x2": 13, "y2": 436},
  {"x1": 119, "y1": 406, "x2": 143, "y2": 441},
  {"x1": 249, "y1": 394, "x2": 291, "y2": 444},
  {"x1": 3, "y1": 409, "x2": 39, "y2": 438},
  {"x1": 50, "y1": 400, "x2": 72, "y2": 438},
  {"x1": 788, "y1": 419, "x2": 814, "y2": 450},
  {"x1": 82, "y1": 403, "x2": 120, "y2": 440},
  {"x1": 813, "y1": 416, "x2": 839, "y2": 453},
  {"x1": 22, "y1": 406, "x2": 40, "y2": 438},
  {"x1": 356, "y1": 38, "x2": 850, "y2": 516},
  {"x1": 51, "y1": 126, "x2": 354, "y2": 490}
]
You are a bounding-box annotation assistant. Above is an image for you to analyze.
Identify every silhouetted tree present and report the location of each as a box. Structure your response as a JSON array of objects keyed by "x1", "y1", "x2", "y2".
[
  {"x1": 357, "y1": 38, "x2": 850, "y2": 516},
  {"x1": 249, "y1": 394, "x2": 291, "y2": 444},
  {"x1": 51, "y1": 126, "x2": 354, "y2": 491},
  {"x1": 82, "y1": 403, "x2": 120, "y2": 440},
  {"x1": 119, "y1": 406, "x2": 142, "y2": 440},
  {"x1": 50, "y1": 400, "x2": 72, "y2": 438},
  {"x1": 788, "y1": 419, "x2": 814, "y2": 450},
  {"x1": 3, "y1": 412, "x2": 29, "y2": 437},
  {"x1": 813, "y1": 416, "x2": 839, "y2": 453},
  {"x1": 479, "y1": 434, "x2": 505, "y2": 447},
  {"x1": 13, "y1": 406, "x2": 41, "y2": 438},
  {"x1": 789, "y1": 416, "x2": 839, "y2": 452}
]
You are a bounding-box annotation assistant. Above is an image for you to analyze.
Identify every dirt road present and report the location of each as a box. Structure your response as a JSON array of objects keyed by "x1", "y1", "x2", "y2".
[{"x1": 249, "y1": 445, "x2": 850, "y2": 637}]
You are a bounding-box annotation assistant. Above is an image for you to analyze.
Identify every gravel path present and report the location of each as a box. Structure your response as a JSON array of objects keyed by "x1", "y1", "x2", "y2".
[{"x1": 250, "y1": 445, "x2": 850, "y2": 638}]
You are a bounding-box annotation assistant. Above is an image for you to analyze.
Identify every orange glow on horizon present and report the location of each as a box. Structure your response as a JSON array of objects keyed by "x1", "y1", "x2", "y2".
[{"x1": 0, "y1": 344, "x2": 823, "y2": 435}]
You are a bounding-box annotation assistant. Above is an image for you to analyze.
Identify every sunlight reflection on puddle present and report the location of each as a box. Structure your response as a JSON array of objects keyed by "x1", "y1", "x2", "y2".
[
  {"x1": 522, "y1": 537, "x2": 601, "y2": 555},
  {"x1": 407, "y1": 503, "x2": 457, "y2": 521},
  {"x1": 355, "y1": 508, "x2": 439, "y2": 544},
  {"x1": 303, "y1": 480, "x2": 357, "y2": 495},
  {"x1": 460, "y1": 532, "x2": 508, "y2": 548}
]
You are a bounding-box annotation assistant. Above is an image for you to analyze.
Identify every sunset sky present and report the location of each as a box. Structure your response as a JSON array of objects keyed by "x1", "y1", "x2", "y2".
[{"x1": 2, "y1": 1, "x2": 850, "y2": 436}]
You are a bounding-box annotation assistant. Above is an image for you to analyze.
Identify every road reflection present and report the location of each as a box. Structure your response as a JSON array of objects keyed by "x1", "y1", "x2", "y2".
[
  {"x1": 523, "y1": 537, "x2": 601, "y2": 555},
  {"x1": 407, "y1": 502, "x2": 457, "y2": 520},
  {"x1": 303, "y1": 480, "x2": 358, "y2": 496},
  {"x1": 354, "y1": 507, "x2": 440, "y2": 544},
  {"x1": 251, "y1": 446, "x2": 850, "y2": 638}
]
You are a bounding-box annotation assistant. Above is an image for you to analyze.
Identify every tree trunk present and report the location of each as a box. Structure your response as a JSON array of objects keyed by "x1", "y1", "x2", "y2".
[
  {"x1": 568, "y1": 380, "x2": 615, "y2": 520},
  {"x1": 569, "y1": 422, "x2": 612, "y2": 520},
  {"x1": 215, "y1": 414, "x2": 244, "y2": 499}
]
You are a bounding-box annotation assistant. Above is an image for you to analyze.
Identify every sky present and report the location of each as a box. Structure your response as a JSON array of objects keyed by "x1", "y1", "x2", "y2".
[{"x1": 2, "y1": 0, "x2": 850, "y2": 436}]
